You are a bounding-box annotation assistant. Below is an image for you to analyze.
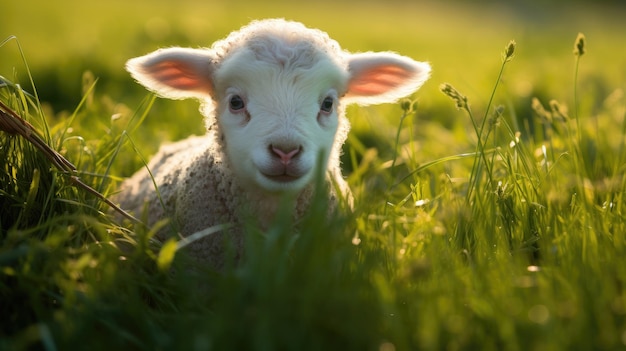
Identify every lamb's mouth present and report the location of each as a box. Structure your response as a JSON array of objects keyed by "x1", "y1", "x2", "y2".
[
  {"x1": 261, "y1": 172, "x2": 303, "y2": 183},
  {"x1": 257, "y1": 162, "x2": 309, "y2": 184}
]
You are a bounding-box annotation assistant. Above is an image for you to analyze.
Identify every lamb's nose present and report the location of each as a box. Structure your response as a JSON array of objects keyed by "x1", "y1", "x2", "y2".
[{"x1": 270, "y1": 144, "x2": 302, "y2": 165}]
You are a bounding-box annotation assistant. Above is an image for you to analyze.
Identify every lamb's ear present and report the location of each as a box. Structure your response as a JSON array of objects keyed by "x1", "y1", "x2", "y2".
[
  {"x1": 345, "y1": 52, "x2": 431, "y2": 105},
  {"x1": 126, "y1": 47, "x2": 215, "y2": 100}
]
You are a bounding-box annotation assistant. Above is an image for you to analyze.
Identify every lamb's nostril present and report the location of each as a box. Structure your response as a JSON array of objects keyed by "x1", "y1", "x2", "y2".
[{"x1": 270, "y1": 144, "x2": 302, "y2": 165}]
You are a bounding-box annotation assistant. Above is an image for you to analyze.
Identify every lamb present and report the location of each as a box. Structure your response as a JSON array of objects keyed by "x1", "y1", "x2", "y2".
[{"x1": 118, "y1": 18, "x2": 430, "y2": 268}]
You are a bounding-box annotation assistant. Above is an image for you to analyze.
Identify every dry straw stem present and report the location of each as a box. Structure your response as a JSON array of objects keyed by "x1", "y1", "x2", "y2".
[{"x1": 0, "y1": 100, "x2": 139, "y2": 223}]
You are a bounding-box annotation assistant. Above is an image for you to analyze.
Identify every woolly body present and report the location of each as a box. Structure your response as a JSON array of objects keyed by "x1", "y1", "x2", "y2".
[{"x1": 119, "y1": 19, "x2": 430, "y2": 267}]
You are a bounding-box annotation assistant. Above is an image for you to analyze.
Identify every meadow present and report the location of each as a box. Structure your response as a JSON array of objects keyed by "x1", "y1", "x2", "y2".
[{"x1": 2, "y1": 0, "x2": 626, "y2": 350}]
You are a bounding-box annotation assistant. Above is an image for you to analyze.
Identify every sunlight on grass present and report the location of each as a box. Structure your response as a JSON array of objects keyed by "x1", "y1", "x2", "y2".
[{"x1": 2, "y1": 1, "x2": 626, "y2": 350}]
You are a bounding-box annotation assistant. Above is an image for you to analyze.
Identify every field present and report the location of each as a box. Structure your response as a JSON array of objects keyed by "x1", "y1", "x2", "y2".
[{"x1": 2, "y1": 0, "x2": 626, "y2": 350}]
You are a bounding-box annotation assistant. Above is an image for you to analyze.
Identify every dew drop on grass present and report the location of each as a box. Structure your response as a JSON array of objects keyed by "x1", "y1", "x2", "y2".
[
  {"x1": 415, "y1": 199, "x2": 429, "y2": 207},
  {"x1": 351, "y1": 235, "x2": 361, "y2": 246},
  {"x1": 527, "y1": 265, "x2": 541, "y2": 272}
]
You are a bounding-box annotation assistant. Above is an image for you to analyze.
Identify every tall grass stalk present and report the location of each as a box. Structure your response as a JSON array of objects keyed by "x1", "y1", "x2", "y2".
[
  {"x1": 573, "y1": 33, "x2": 585, "y2": 144},
  {"x1": 467, "y1": 40, "x2": 515, "y2": 203}
]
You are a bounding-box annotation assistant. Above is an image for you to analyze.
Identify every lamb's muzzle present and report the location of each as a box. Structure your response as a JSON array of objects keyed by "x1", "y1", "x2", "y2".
[{"x1": 262, "y1": 144, "x2": 305, "y2": 182}]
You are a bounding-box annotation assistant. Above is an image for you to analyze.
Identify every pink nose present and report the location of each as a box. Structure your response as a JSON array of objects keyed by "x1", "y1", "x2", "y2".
[{"x1": 270, "y1": 145, "x2": 301, "y2": 165}]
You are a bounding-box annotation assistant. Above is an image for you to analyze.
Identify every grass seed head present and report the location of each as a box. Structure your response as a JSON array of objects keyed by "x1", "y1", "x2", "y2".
[
  {"x1": 502, "y1": 40, "x2": 516, "y2": 62},
  {"x1": 574, "y1": 32, "x2": 586, "y2": 56},
  {"x1": 400, "y1": 98, "x2": 414, "y2": 113},
  {"x1": 440, "y1": 83, "x2": 468, "y2": 111},
  {"x1": 531, "y1": 97, "x2": 551, "y2": 122},
  {"x1": 549, "y1": 100, "x2": 569, "y2": 121},
  {"x1": 489, "y1": 104, "x2": 505, "y2": 129}
]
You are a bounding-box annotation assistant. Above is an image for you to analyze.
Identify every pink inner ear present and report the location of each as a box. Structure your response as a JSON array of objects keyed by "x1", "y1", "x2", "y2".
[
  {"x1": 147, "y1": 61, "x2": 210, "y2": 92},
  {"x1": 348, "y1": 65, "x2": 414, "y2": 96}
]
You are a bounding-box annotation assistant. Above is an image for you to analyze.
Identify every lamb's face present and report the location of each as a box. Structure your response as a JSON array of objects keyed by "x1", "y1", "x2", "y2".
[
  {"x1": 214, "y1": 51, "x2": 347, "y2": 193},
  {"x1": 125, "y1": 19, "x2": 431, "y2": 197}
]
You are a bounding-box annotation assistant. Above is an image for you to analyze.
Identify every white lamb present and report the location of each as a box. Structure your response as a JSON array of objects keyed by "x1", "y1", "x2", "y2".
[{"x1": 119, "y1": 19, "x2": 430, "y2": 267}]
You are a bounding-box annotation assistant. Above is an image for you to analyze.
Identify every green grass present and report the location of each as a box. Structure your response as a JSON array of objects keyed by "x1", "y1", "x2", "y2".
[{"x1": 2, "y1": 1, "x2": 626, "y2": 350}]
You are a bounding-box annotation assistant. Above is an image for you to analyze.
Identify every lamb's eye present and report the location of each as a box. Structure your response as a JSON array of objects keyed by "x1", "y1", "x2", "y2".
[
  {"x1": 229, "y1": 95, "x2": 245, "y2": 112},
  {"x1": 320, "y1": 96, "x2": 334, "y2": 113}
]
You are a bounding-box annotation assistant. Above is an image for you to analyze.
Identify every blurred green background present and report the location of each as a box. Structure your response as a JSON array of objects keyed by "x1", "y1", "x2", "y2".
[{"x1": 2, "y1": 0, "x2": 625, "y2": 123}]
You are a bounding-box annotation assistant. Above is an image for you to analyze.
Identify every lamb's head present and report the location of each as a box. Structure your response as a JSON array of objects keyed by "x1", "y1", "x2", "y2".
[{"x1": 126, "y1": 19, "x2": 430, "y2": 194}]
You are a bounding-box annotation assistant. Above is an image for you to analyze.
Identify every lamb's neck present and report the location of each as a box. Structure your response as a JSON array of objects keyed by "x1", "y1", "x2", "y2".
[{"x1": 236, "y1": 184, "x2": 315, "y2": 230}]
